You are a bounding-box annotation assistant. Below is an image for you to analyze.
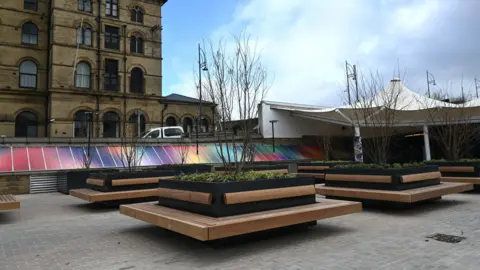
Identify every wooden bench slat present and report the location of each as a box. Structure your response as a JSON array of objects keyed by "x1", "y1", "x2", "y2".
[
  {"x1": 325, "y1": 174, "x2": 392, "y2": 183},
  {"x1": 439, "y1": 166, "x2": 475, "y2": 173},
  {"x1": 224, "y1": 185, "x2": 315, "y2": 205},
  {"x1": 0, "y1": 194, "x2": 20, "y2": 211},
  {"x1": 316, "y1": 182, "x2": 473, "y2": 203},
  {"x1": 441, "y1": 177, "x2": 480, "y2": 184},
  {"x1": 86, "y1": 178, "x2": 105, "y2": 186},
  {"x1": 70, "y1": 188, "x2": 159, "y2": 202},
  {"x1": 111, "y1": 177, "x2": 161, "y2": 186},
  {"x1": 120, "y1": 199, "x2": 362, "y2": 241},
  {"x1": 298, "y1": 166, "x2": 329, "y2": 171},
  {"x1": 401, "y1": 171, "x2": 441, "y2": 183},
  {"x1": 158, "y1": 188, "x2": 212, "y2": 205}
]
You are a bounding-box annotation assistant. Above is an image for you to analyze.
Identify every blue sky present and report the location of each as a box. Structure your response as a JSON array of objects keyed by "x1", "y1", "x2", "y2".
[
  {"x1": 161, "y1": 0, "x2": 480, "y2": 106},
  {"x1": 162, "y1": 0, "x2": 239, "y2": 96}
]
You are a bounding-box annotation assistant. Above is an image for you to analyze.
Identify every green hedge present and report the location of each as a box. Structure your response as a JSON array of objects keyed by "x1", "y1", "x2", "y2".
[
  {"x1": 175, "y1": 172, "x2": 295, "y2": 183},
  {"x1": 311, "y1": 160, "x2": 352, "y2": 164},
  {"x1": 429, "y1": 159, "x2": 480, "y2": 163},
  {"x1": 335, "y1": 162, "x2": 426, "y2": 169}
]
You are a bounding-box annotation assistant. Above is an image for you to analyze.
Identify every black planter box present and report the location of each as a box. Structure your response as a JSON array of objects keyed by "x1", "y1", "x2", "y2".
[
  {"x1": 325, "y1": 166, "x2": 440, "y2": 191},
  {"x1": 296, "y1": 161, "x2": 356, "y2": 184},
  {"x1": 62, "y1": 169, "x2": 120, "y2": 194},
  {"x1": 158, "y1": 176, "x2": 316, "y2": 217},
  {"x1": 89, "y1": 170, "x2": 176, "y2": 192},
  {"x1": 425, "y1": 161, "x2": 480, "y2": 177},
  {"x1": 88, "y1": 165, "x2": 214, "y2": 192}
]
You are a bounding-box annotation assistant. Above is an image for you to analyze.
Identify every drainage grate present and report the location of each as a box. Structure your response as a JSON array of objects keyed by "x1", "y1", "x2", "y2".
[{"x1": 426, "y1": 233, "x2": 466, "y2": 244}]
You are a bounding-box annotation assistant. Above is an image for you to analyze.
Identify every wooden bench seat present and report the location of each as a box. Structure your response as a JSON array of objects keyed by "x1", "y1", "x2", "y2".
[
  {"x1": 442, "y1": 177, "x2": 480, "y2": 185},
  {"x1": 87, "y1": 176, "x2": 174, "y2": 187},
  {"x1": 316, "y1": 182, "x2": 473, "y2": 203},
  {"x1": 70, "y1": 188, "x2": 158, "y2": 203},
  {"x1": 0, "y1": 194, "x2": 20, "y2": 211},
  {"x1": 120, "y1": 198, "x2": 362, "y2": 241}
]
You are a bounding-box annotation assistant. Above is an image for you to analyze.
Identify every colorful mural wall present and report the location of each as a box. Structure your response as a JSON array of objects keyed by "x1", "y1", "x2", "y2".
[{"x1": 0, "y1": 144, "x2": 322, "y2": 173}]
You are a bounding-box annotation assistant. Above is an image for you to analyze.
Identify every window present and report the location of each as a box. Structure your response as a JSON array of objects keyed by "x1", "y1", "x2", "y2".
[
  {"x1": 104, "y1": 26, "x2": 120, "y2": 50},
  {"x1": 128, "y1": 111, "x2": 146, "y2": 137},
  {"x1": 78, "y1": 0, "x2": 92, "y2": 12},
  {"x1": 76, "y1": 27, "x2": 92, "y2": 46},
  {"x1": 103, "y1": 111, "x2": 120, "y2": 138},
  {"x1": 15, "y1": 112, "x2": 38, "y2": 137},
  {"x1": 104, "y1": 59, "x2": 119, "y2": 91},
  {"x1": 130, "y1": 67, "x2": 144, "y2": 93},
  {"x1": 75, "y1": 62, "x2": 91, "y2": 89},
  {"x1": 164, "y1": 128, "x2": 182, "y2": 137},
  {"x1": 19, "y1": 60, "x2": 37, "y2": 89},
  {"x1": 182, "y1": 117, "x2": 193, "y2": 133},
  {"x1": 130, "y1": 36, "x2": 144, "y2": 54},
  {"x1": 106, "y1": 0, "x2": 118, "y2": 17},
  {"x1": 145, "y1": 129, "x2": 159, "y2": 138},
  {"x1": 22, "y1": 23, "x2": 38, "y2": 45},
  {"x1": 24, "y1": 0, "x2": 38, "y2": 11},
  {"x1": 74, "y1": 110, "x2": 93, "y2": 137},
  {"x1": 165, "y1": 116, "x2": 176, "y2": 126},
  {"x1": 201, "y1": 118, "x2": 209, "y2": 132},
  {"x1": 131, "y1": 7, "x2": 143, "y2": 23}
]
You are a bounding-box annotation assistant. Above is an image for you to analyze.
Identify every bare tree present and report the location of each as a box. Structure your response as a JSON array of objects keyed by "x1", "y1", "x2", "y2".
[
  {"x1": 177, "y1": 137, "x2": 191, "y2": 165},
  {"x1": 317, "y1": 135, "x2": 332, "y2": 161},
  {"x1": 114, "y1": 126, "x2": 146, "y2": 172},
  {"x1": 422, "y1": 90, "x2": 479, "y2": 160},
  {"x1": 350, "y1": 73, "x2": 404, "y2": 165},
  {"x1": 80, "y1": 114, "x2": 94, "y2": 169},
  {"x1": 199, "y1": 31, "x2": 271, "y2": 174}
]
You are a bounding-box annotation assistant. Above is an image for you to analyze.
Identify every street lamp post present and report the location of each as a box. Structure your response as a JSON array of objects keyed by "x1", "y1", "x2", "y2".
[
  {"x1": 426, "y1": 70, "x2": 436, "y2": 98},
  {"x1": 269, "y1": 120, "x2": 278, "y2": 152},
  {"x1": 196, "y1": 43, "x2": 208, "y2": 155},
  {"x1": 84, "y1": 111, "x2": 93, "y2": 161}
]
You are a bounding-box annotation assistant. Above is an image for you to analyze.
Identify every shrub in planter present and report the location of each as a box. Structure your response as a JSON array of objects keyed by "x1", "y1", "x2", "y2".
[
  {"x1": 214, "y1": 164, "x2": 289, "y2": 173},
  {"x1": 426, "y1": 159, "x2": 480, "y2": 177},
  {"x1": 158, "y1": 172, "x2": 316, "y2": 217},
  {"x1": 155, "y1": 164, "x2": 214, "y2": 175},
  {"x1": 325, "y1": 163, "x2": 441, "y2": 191}
]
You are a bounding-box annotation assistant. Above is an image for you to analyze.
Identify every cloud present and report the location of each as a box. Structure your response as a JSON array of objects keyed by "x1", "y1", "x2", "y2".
[{"x1": 171, "y1": 0, "x2": 480, "y2": 105}]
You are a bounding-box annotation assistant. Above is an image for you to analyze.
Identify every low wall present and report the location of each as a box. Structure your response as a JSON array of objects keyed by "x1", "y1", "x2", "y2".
[{"x1": 0, "y1": 175, "x2": 29, "y2": 195}]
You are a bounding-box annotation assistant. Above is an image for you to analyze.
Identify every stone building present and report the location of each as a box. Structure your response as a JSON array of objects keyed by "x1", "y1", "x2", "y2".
[{"x1": 0, "y1": 0, "x2": 214, "y2": 138}]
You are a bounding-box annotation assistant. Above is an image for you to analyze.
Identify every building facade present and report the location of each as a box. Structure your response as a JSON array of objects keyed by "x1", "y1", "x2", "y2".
[{"x1": 0, "y1": 0, "x2": 214, "y2": 138}]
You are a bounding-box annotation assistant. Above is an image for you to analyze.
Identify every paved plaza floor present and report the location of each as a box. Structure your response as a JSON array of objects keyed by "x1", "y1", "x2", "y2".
[{"x1": 1, "y1": 192, "x2": 479, "y2": 270}]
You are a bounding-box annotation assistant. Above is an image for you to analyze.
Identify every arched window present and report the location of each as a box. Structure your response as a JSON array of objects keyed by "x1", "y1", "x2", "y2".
[
  {"x1": 128, "y1": 111, "x2": 146, "y2": 137},
  {"x1": 15, "y1": 111, "x2": 38, "y2": 137},
  {"x1": 75, "y1": 62, "x2": 91, "y2": 88},
  {"x1": 131, "y1": 7, "x2": 144, "y2": 23},
  {"x1": 201, "y1": 118, "x2": 209, "y2": 132},
  {"x1": 183, "y1": 117, "x2": 193, "y2": 134},
  {"x1": 165, "y1": 116, "x2": 176, "y2": 126},
  {"x1": 24, "y1": 0, "x2": 38, "y2": 11},
  {"x1": 76, "y1": 27, "x2": 92, "y2": 46},
  {"x1": 78, "y1": 0, "x2": 92, "y2": 12},
  {"x1": 19, "y1": 60, "x2": 37, "y2": 89},
  {"x1": 73, "y1": 110, "x2": 93, "y2": 137},
  {"x1": 130, "y1": 67, "x2": 144, "y2": 93},
  {"x1": 103, "y1": 111, "x2": 120, "y2": 138},
  {"x1": 130, "y1": 36, "x2": 144, "y2": 54},
  {"x1": 22, "y1": 23, "x2": 38, "y2": 45}
]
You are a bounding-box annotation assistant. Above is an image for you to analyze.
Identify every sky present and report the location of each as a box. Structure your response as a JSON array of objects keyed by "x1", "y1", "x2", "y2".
[{"x1": 162, "y1": 0, "x2": 480, "y2": 107}]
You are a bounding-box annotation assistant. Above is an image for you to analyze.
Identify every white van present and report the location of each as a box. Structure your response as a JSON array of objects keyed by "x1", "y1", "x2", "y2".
[{"x1": 142, "y1": 126, "x2": 184, "y2": 139}]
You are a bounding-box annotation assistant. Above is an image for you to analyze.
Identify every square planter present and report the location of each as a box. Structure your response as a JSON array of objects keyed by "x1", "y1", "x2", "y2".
[
  {"x1": 158, "y1": 176, "x2": 316, "y2": 217},
  {"x1": 325, "y1": 165, "x2": 441, "y2": 191},
  {"x1": 62, "y1": 169, "x2": 119, "y2": 194},
  {"x1": 296, "y1": 161, "x2": 356, "y2": 184}
]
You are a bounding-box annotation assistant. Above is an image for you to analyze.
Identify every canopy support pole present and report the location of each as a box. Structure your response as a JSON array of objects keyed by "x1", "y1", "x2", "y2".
[
  {"x1": 354, "y1": 125, "x2": 363, "y2": 162},
  {"x1": 423, "y1": 125, "x2": 431, "y2": 161}
]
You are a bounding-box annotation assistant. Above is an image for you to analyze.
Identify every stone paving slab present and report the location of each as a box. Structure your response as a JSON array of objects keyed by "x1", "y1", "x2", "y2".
[{"x1": 0, "y1": 192, "x2": 479, "y2": 270}]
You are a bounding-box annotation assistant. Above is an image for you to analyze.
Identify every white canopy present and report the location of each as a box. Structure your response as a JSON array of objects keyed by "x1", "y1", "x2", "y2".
[{"x1": 271, "y1": 78, "x2": 480, "y2": 127}]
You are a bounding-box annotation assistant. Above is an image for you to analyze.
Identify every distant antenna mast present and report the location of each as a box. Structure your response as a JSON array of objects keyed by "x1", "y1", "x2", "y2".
[
  {"x1": 475, "y1": 78, "x2": 480, "y2": 99},
  {"x1": 72, "y1": 18, "x2": 84, "y2": 84},
  {"x1": 345, "y1": 61, "x2": 358, "y2": 104}
]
